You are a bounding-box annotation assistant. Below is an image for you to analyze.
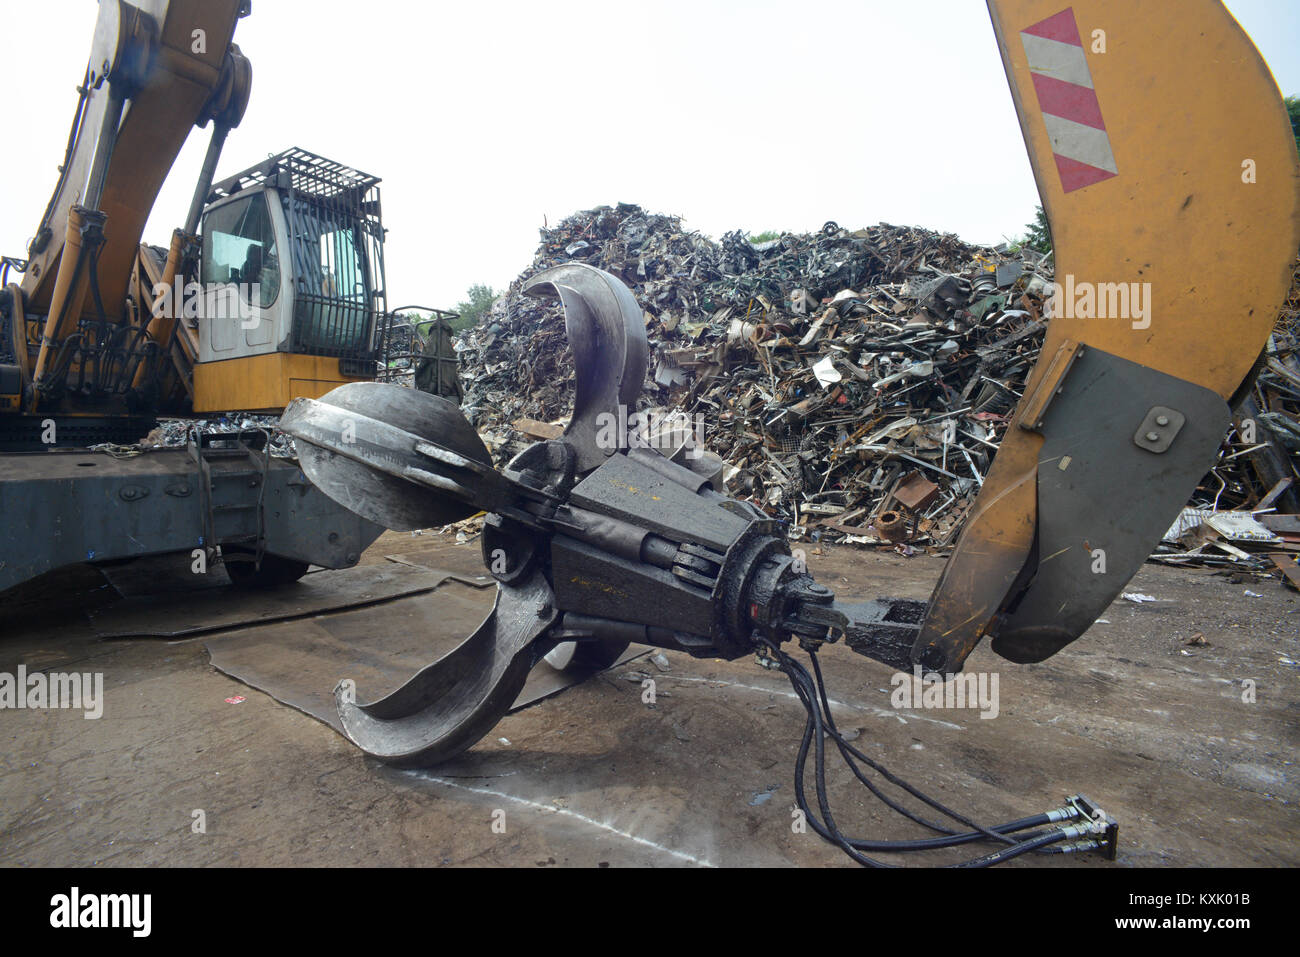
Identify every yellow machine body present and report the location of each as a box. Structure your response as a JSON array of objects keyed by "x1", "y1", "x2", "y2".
[{"x1": 193, "y1": 354, "x2": 370, "y2": 413}]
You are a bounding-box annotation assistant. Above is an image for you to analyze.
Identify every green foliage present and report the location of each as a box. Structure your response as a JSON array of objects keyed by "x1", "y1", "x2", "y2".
[
  {"x1": 403, "y1": 312, "x2": 434, "y2": 337},
  {"x1": 451, "y1": 283, "x2": 496, "y2": 332},
  {"x1": 748, "y1": 230, "x2": 781, "y2": 244},
  {"x1": 447, "y1": 313, "x2": 478, "y2": 334},
  {"x1": 1021, "y1": 205, "x2": 1052, "y2": 255},
  {"x1": 403, "y1": 313, "x2": 467, "y2": 339},
  {"x1": 1286, "y1": 95, "x2": 1300, "y2": 153}
]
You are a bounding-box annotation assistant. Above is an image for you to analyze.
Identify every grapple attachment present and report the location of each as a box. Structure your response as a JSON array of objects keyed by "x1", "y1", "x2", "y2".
[
  {"x1": 334, "y1": 570, "x2": 556, "y2": 768},
  {"x1": 282, "y1": 263, "x2": 918, "y2": 765}
]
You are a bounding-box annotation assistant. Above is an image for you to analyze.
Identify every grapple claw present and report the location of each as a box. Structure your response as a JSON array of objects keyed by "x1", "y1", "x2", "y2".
[
  {"x1": 287, "y1": 264, "x2": 919, "y2": 769},
  {"x1": 335, "y1": 571, "x2": 557, "y2": 767},
  {"x1": 280, "y1": 264, "x2": 653, "y2": 765},
  {"x1": 282, "y1": 381, "x2": 494, "y2": 531},
  {"x1": 523, "y1": 263, "x2": 649, "y2": 473}
]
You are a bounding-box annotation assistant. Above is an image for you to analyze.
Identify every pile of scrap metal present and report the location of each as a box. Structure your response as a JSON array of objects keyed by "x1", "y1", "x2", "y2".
[
  {"x1": 1154, "y1": 270, "x2": 1300, "y2": 585},
  {"x1": 458, "y1": 203, "x2": 1056, "y2": 548},
  {"x1": 376, "y1": 315, "x2": 423, "y2": 386},
  {"x1": 82, "y1": 415, "x2": 295, "y2": 458},
  {"x1": 457, "y1": 208, "x2": 1299, "y2": 577}
]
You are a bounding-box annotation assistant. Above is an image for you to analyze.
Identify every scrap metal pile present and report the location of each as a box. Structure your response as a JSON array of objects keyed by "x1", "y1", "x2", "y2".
[
  {"x1": 86, "y1": 416, "x2": 297, "y2": 458},
  {"x1": 458, "y1": 203, "x2": 1053, "y2": 548},
  {"x1": 377, "y1": 315, "x2": 422, "y2": 385},
  {"x1": 457, "y1": 205, "x2": 1300, "y2": 568},
  {"x1": 1155, "y1": 264, "x2": 1300, "y2": 581}
]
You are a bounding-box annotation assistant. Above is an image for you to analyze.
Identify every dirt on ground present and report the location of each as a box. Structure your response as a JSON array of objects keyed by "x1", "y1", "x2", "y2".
[{"x1": 1, "y1": 531, "x2": 1296, "y2": 867}]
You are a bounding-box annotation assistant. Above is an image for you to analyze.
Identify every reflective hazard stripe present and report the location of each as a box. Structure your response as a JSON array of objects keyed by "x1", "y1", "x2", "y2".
[{"x1": 1020, "y1": 7, "x2": 1118, "y2": 192}]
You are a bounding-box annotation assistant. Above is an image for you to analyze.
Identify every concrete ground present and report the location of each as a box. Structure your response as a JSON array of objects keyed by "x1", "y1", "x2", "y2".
[{"x1": 1, "y1": 530, "x2": 1296, "y2": 867}]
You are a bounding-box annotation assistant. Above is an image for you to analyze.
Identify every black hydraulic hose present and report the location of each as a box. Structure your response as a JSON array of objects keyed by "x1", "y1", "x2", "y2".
[
  {"x1": 793, "y1": 665, "x2": 1042, "y2": 866},
  {"x1": 850, "y1": 822, "x2": 1056, "y2": 853},
  {"x1": 768, "y1": 638, "x2": 1075, "y2": 866},
  {"x1": 81, "y1": 240, "x2": 148, "y2": 397},
  {"x1": 807, "y1": 650, "x2": 1023, "y2": 847},
  {"x1": 50, "y1": 332, "x2": 83, "y2": 387},
  {"x1": 88, "y1": 243, "x2": 113, "y2": 393},
  {"x1": 789, "y1": 661, "x2": 894, "y2": 867},
  {"x1": 32, "y1": 68, "x2": 92, "y2": 254},
  {"x1": 781, "y1": 642, "x2": 1009, "y2": 843},
  {"x1": 955, "y1": 828, "x2": 1073, "y2": 868},
  {"x1": 803, "y1": 650, "x2": 965, "y2": 836},
  {"x1": 114, "y1": 325, "x2": 153, "y2": 395}
]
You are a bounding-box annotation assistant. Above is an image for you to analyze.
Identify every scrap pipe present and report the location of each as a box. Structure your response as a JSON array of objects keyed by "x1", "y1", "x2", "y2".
[{"x1": 1239, "y1": 396, "x2": 1300, "y2": 512}]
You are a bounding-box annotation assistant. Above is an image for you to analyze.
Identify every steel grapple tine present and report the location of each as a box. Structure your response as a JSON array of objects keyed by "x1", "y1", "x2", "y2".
[
  {"x1": 523, "y1": 263, "x2": 649, "y2": 474},
  {"x1": 335, "y1": 571, "x2": 558, "y2": 767},
  {"x1": 279, "y1": 267, "x2": 652, "y2": 768},
  {"x1": 280, "y1": 381, "x2": 498, "y2": 531}
]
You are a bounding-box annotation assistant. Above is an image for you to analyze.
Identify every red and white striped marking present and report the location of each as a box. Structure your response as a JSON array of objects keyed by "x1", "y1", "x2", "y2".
[{"x1": 1020, "y1": 7, "x2": 1117, "y2": 192}]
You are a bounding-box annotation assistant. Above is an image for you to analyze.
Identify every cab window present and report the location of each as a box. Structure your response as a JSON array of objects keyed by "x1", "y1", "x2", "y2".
[
  {"x1": 201, "y1": 193, "x2": 280, "y2": 308},
  {"x1": 319, "y1": 228, "x2": 366, "y2": 301}
]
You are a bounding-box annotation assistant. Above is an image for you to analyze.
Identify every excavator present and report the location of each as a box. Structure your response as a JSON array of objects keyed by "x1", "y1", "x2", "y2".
[
  {"x1": 0, "y1": 0, "x2": 395, "y2": 591},
  {"x1": 279, "y1": 0, "x2": 1299, "y2": 865}
]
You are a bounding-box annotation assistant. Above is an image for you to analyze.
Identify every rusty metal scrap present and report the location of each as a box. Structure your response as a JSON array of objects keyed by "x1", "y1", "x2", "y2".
[
  {"x1": 1150, "y1": 262, "x2": 1300, "y2": 577},
  {"x1": 457, "y1": 205, "x2": 1299, "y2": 562}
]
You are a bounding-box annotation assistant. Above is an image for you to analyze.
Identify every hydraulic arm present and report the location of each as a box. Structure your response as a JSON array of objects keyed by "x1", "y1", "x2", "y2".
[
  {"x1": 916, "y1": 0, "x2": 1300, "y2": 671},
  {"x1": 9, "y1": 0, "x2": 251, "y2": 426}
]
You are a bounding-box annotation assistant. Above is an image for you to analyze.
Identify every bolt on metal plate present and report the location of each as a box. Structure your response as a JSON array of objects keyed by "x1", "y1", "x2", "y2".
[{"x1": 1133, "y1": 405, "x2": 1186, "y2": 454}]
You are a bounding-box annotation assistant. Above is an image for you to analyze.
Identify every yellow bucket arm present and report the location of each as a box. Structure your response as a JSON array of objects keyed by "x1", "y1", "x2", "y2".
[{"x1": 914, "y1": 0, "x2": 1300, "y2": 671}]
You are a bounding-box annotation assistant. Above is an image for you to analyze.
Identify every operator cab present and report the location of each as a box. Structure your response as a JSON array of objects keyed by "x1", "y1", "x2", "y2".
[{"x1": 192, "y1": 148, "x2": 387, "y2": 410}]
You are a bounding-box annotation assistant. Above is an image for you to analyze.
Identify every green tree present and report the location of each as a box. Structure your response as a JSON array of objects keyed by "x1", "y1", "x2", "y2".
[
  {"x1": 1022, "y1": 205, "x2": 1052, "y2": 255},
  {"x1": 451, "y1": 283, "x2": 496, "y2": 332},
  {"x1": 1286, "y1": 94, "x2": 1299, "y2": 152}
]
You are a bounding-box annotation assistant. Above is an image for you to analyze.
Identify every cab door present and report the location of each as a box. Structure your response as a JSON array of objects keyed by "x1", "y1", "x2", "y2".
[{"x1": 197, "y1": 189, "x2": 291, "y2": 363}]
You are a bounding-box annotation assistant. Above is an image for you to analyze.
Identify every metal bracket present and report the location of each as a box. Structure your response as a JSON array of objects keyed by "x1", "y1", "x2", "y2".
[
  {"x1": 989, "y1": 347, "x2": 1230, "y2": 664},
  {"x1": 1133, "y1": 405, "x2": 1185, "y2": 454},
  {"x1": 1018, "y1": 340, "x2": 1085, "y2": 434}
]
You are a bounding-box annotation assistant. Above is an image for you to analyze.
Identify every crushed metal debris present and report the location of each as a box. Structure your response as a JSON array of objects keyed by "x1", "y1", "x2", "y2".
[
  {"x1": 456, "y1": 207, "x2": 1298, "y2": 577},
  {"x1": 457, "y1": 203, "x2": 1059, "y2": 549}
]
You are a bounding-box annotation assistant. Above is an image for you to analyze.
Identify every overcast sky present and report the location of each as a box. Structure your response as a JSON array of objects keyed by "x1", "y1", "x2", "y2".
[{"x1": 1, "y1": 1, "x2": 1296, "y2": 310}]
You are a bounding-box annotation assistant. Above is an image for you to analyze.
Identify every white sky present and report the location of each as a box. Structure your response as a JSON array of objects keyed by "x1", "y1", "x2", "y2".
[{"x1": 1, "y1": 0, "x2": 1296, "y2": 310}]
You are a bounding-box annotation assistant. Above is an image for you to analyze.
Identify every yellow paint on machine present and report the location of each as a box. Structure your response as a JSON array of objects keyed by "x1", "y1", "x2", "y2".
[
  {"x1": 193, "y1": 354, "x2": 366, "y2": 413},
  {"x1": 989, "y1": 0, "x2": 1300, "y2": 398},
  {"x1": 916, "y1": 0, "x2": 1300, "y2": 669}
]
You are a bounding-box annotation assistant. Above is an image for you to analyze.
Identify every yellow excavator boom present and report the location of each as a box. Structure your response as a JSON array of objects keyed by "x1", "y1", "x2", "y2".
[
  {"x1": 24, "y1": 0, "x2": 247, "y2": 371},
  {"x1": 913, "y1": 0, "x2": 1300, "y2": 672}
]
